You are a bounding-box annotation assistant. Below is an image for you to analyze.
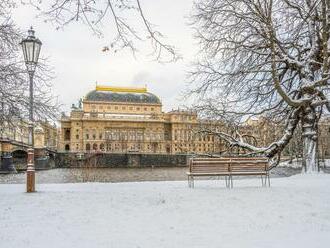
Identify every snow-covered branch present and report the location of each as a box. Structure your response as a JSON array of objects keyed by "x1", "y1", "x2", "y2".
[{"x1": 198, "y1": 107, "x2": 301, "y2": 168}]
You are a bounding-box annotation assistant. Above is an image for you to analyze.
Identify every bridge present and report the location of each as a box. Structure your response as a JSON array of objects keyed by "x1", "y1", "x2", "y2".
[{"x1": 0, "y1": 138, "x2": 57, "y2": 173}]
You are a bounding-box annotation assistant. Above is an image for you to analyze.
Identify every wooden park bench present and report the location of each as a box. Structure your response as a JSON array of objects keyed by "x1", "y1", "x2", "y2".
[{"x1": 186, "y1": 157, "x2": 270, "y2": 188}]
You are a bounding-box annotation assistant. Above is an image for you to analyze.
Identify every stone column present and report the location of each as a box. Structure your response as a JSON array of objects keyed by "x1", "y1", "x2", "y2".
[{"x1": 0, "y1": 141, "x2": 16, "y2": 173}]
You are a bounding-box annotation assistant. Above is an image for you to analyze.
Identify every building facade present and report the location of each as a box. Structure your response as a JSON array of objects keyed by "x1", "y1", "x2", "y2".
[
  {"x1": 0, "y1": 119, "x2": 57, "y2": 149},
  {"x1": 59, "y1": 85, "x2": 225, "y2": 154}
]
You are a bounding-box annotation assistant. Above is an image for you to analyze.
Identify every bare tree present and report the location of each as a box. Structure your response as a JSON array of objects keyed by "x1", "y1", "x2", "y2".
[
  {"x1": 26, "y1": 0, "x2": 180, "y2": 62},
  {"x1": 189, "y1": 0, "x2": 330, "y2": 173},
  {"x1": 0, "y1": 1, "x2": 59, "y2": 137}
]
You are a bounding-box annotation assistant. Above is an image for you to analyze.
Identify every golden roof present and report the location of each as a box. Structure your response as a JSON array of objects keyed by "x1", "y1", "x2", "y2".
[{"x1": 96, "y1": 85, "x2": 147, "y2": 93}]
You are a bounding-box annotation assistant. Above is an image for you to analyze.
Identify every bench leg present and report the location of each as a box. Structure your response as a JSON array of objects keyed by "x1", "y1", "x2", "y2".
[
  {"x1": 267, "y1": 174, "x2": 271, "y2": 187},
  {"x1": 188, "y1": 175, "x2": 194, "y2": 188},
  {"x1": 261, "y1": 175, "x2": 264, "y2": 187},
  {"x1": 226, "y1": 175, "x2": 231, "y2": 188}
]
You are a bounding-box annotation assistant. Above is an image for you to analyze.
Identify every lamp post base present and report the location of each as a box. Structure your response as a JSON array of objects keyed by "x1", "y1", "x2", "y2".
[
  {"x1": 26, "y1": 170, "x2": 35, "y2": 193},
  {"x1": 26, "y1": 148, "x2": 36, "y2": 193}
]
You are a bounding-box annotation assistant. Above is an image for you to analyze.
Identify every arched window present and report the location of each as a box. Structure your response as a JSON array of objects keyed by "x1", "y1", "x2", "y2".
[
  {"x1": 93, "y1": 143, "x2": 98, "y2": 150},
  {"x1": 100, "y1": 143, "x2": 105, "y2": 151},
  {"x1": 65, "y1": 144, "x2": 70, "y2": 151},
  {"x1": 86, "y1": 143, "x2": 91, "y2": 151}
]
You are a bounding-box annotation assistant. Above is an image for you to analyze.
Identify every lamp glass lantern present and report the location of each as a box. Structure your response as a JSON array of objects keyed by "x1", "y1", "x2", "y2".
[{"x1": 20, "y1": 27, "x2": 42, "y2": 73}]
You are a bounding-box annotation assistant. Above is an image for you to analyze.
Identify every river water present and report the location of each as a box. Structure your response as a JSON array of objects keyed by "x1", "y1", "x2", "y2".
[{"x1": 0, "y1": 166, "x2": 308, "y2": 184}]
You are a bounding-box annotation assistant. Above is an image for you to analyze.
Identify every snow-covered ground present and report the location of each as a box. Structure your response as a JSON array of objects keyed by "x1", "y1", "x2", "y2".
[{"x1": 1, "y1": 175, "x2": 330, "y2": 248}]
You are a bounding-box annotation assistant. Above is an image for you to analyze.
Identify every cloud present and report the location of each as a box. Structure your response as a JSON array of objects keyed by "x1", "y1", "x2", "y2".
[{"x1": 131, "y1": 71, "x2": 150, "y2": 86}]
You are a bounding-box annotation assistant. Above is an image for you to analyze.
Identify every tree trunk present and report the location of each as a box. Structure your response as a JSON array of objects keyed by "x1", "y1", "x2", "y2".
[
  {"x1": 301, "y1": 105, "x2": 319, "y2": 173},
  {"x1": 302, "y1": 135, "x2": 318, "y2": 173}
]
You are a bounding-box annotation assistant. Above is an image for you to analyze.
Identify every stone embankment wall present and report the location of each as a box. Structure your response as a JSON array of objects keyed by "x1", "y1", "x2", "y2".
[{"x1": 55, "y1": 152, "x2": 189, "y2": 168}]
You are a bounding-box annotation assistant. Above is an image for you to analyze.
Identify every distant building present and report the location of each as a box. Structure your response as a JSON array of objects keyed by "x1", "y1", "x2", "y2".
[
  {"x1": 0, "y1": 119, "x2": 57, "y2": 149},
  {"x1": 59, "y1": 85, "x2": 225, "y2": 154},
  {"x1": 0, "y1": 119, "x2": 29, "y2": 145}
]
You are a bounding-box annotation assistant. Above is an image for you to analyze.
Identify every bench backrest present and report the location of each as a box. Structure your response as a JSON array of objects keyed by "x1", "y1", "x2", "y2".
[
  {"x1": 188, "y1": 157, "x2": 269, "y2": 173},
  {"x1": 189, "y1": 160, "x2": 230, "y2": 173},
  {"x1": 229, "y1": 160, "x2": 268, "y2": 172}
]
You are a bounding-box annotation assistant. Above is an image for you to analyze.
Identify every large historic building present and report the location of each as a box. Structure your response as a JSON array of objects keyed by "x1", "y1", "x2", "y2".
[
  {"x1": 59, "y1": 85, "x2": 225, "y2": 154},
  {"x1": 59, "y1": 85, "x2": 330, "y2": 157}
]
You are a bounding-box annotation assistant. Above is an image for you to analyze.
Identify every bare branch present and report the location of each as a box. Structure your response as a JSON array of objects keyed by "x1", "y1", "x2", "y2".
[{"x1": 26, "y1": 0, "x2": 180, "y2": 62}]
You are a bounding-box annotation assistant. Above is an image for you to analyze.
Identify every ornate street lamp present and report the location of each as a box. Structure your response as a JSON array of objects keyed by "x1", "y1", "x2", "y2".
[{"x1": 20, "y1": 27, "x2": 42, "y2": 193}]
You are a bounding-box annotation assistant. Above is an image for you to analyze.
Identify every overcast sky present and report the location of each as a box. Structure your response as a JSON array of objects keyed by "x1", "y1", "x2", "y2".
[{"x1": 12, "y1": 0, "x2": 197, "y2": 113}]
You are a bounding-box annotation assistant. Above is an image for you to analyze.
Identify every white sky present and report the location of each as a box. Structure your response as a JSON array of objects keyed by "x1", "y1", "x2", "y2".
[{"x1": 11, "y1": 0, "x2": 197, "y2": 113}]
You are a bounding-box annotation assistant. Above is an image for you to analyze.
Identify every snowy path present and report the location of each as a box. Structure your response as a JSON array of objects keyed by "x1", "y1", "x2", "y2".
[{"x1": 1, "y1": 175, "x2": 330, "y2": 248}]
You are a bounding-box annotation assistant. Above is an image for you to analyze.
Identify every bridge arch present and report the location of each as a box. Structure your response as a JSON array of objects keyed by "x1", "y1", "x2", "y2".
[
  {"x1": 12, "y1": 149, "x2": 28, "y2": 158},
  {"x1": 12, "y1": 149, "x2": 28, "y2": 170}
]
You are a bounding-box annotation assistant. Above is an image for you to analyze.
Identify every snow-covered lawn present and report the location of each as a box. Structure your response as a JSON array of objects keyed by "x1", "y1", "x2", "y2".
[{"x1": 1, "y1": 175, "x2": 330, "y2": 248}]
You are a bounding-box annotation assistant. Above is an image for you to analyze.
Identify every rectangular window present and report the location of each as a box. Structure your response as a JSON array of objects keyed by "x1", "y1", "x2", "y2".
[{"x1": 64, "y1": 129, "x2": 71, "y2": 141}]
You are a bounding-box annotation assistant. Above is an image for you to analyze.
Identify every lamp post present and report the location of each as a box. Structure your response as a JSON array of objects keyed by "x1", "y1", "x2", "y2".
[{"x1": 20, "y1": 27, "x2": 42, "y2": 193}]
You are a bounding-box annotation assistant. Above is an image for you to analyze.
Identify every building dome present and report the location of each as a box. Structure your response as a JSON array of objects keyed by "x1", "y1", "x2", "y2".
[{"x1": 85, "y1": 86, "x2": 161, "y2": 104}]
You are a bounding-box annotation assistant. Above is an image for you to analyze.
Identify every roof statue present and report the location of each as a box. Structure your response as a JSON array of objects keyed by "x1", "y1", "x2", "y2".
[{"x1": 78, "y1": 98, "x2": 83, "y2": 109}]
